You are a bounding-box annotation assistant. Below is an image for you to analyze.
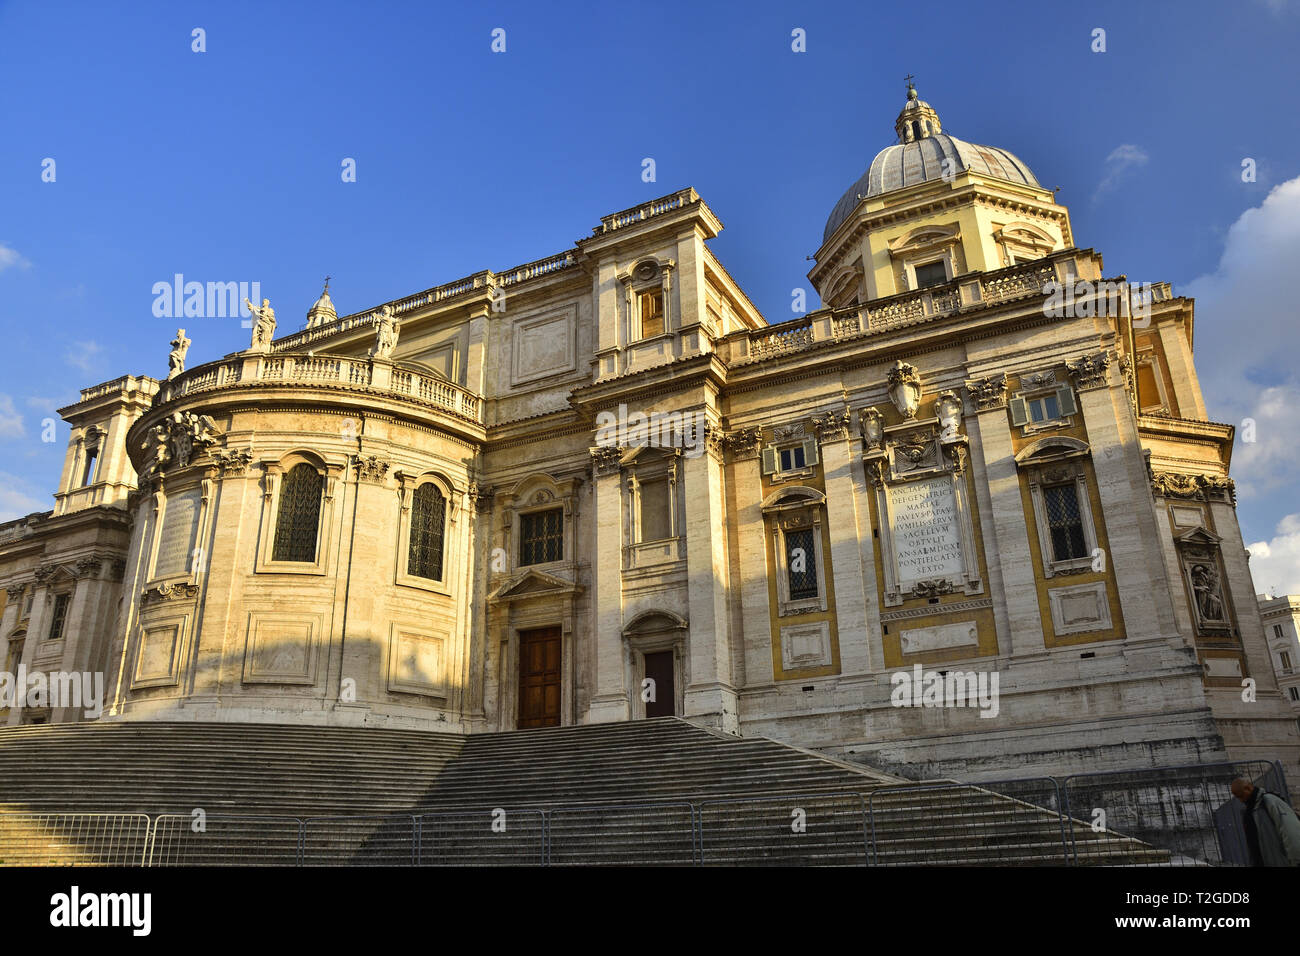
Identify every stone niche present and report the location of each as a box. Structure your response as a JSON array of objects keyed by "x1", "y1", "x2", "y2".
[{"x1": 863, "y1": 408, "x2": 982, "y2": 607}]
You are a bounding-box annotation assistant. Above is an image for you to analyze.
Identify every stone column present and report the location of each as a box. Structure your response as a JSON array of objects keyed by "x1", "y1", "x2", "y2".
[
  {"x1": 728, "y1": 428, "x2": 772, "y2": 690},
  {"x1": 1067, "y1": 351, "x2": 1177, "y2": 641},
  {"x1": 586, "y1": 446, "x2": 629, "y2": 723},
  {"x1": 963, "y1": 373, "x2": 1043, "y2": 656},
  {"x1": 814, "y1": 410, "x2": 876, "y2": 675},
  {"x1": 681, "y1": 426, "x2": 739, "y2": 733}
]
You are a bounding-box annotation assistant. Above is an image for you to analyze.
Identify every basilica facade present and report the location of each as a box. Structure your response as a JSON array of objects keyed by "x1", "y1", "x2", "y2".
[{"x1": 2, "y1": 88, "x2": 1296, "y2": 786}]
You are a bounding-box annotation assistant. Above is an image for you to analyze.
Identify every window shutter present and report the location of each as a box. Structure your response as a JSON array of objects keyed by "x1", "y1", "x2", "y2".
[
  {"x1": 1056, "y1": 386, "x2": 1078, "y2": 417},
  {"x1": 1008, "y1": 397, "x2": 1029, "y2": 426},
  {"x1": 760, "y1": 446, "x2": 777, "y2": 475},
  {"x1": 802, "y1": 437, "x2": 819, "y2": 467}
]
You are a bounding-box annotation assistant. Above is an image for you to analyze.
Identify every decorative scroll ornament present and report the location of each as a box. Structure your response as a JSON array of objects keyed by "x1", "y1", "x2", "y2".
[
  {"x1": 1066, "y1": 351, "x2": 1112, "y2": 389},
  {"x1": 860, "y1": 407, "x2": 885, "y2": 451},
  {"x1": 813, "y1": 408, "x2": 852, "y2": 442},
  {"x1": 964, "y1": 373, "x2": 1008, "y2": 411},
  {"x1": 351, "y1": 454, "x2": 390, "y2": 484},
  {"x1": 214, "y1": 449, "x2": 253, "y2": 475},
  {"x1": 723, "y1": 426, "x2": 761, "y2": 460},
  {"x1": 142, "y1": 582, "x2": 200, "y2": 604},
  {"x1": 1151, "y1": 471, "x2": 1237, "y2": 506},
  {"x1": 910, "y1": 579, "x2": 954, "y2": 600},
  {"x1": 74, "y1": 556, "x2": 103, "y2": 578},
  {"x1": 145, "y1": 411, "x2": 223, "y2": 473},
  {"x1": 703, "y1": 421, "x2": 726, "y2": 461},
  {"x1": 887, "y1": 361, "x2": 922, "y2": 419},
  {"x1": 589, "y1": 445, "x2": 623, "y2": 476},
  {"x1": 33, "y1": 565, "x2": 58, "y2": 584}
]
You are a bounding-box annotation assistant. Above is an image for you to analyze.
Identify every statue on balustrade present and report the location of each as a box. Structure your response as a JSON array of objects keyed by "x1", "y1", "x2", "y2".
[
  {"x1": 168, "y1": 329, "x2": 191, "y2": 380},
  {"x1": 245, "y1": 298, "x2": 277, "y2": 350},
  {"x1": 371, "y1": 305, "x2": 400, "y2": 361}
]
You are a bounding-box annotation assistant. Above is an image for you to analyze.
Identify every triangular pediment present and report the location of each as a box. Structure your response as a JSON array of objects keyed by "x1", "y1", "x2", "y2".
[
  {"x1": 1176, "y1": 525, "x2": 1222, "y2": 548},
  {"x1": 488, "y1": 568, "x2": 583, "y2": 604}
]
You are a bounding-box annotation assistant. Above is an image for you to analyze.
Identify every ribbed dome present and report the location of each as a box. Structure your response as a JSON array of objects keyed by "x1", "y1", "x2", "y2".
[
  {"x1": 306, "y1": 281, "x2": 337, "y2": 328},
  {"x1": 822, "y1": 86, "x2": 1041, "y2": 243}
]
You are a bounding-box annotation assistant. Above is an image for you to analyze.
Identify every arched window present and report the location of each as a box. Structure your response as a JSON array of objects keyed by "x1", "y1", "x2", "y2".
[
  {"x1": 272, "y1": 463, "x2": 323, "y2": 562},
  {"x1": 407, "y1": 483, "x2": 446, "y2": 581}
]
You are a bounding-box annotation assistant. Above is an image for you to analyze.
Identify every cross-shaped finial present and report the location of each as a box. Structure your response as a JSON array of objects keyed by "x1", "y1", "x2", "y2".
[
  {"x1": 904, "y1": 73, "x2": 915, "y2": 91},
  {"x1": 323, "y1": 275, "x2": 331, "y2": 290}
]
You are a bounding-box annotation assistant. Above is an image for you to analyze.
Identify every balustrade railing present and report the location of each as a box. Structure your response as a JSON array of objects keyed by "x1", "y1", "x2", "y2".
[{"x1": 157, "y1": 354, "x2": 482, "y2": 423}]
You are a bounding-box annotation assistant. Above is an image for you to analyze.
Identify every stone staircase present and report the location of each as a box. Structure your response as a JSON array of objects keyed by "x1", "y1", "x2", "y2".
[{"x1": 0, "y1": 718, "x2": 1173, "y2": 865}]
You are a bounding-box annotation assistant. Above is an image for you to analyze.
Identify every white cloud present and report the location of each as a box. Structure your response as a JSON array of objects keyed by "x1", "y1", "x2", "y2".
[
  {"x1": 65, "y1": 339, "x2": 103, "y2": 373},
  {"x1": 0, "y1": 243, "x2": 31, "y2": 272},
  {"x1": 1247, "y1": 514, "x2": 1300, "y2": 598},
  {"x1": 0, "y1": 472, "x2": 47, "y2": 522},
  {"x1": 1183, "y1": 176, "x2": 1300, "y2": 504},
  {"x1": 1093, "y1": 144, "x2": 1149, "y2": 200},
  {"x1": 0, "y1": 395, "x2": 23, "y2": 438},
  {"x1": 24, "y1": 396, "x2": 65, "y2": 416}
]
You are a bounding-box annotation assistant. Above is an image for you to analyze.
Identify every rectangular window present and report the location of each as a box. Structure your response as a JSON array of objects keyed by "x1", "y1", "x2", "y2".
[
  {"x1": 786, "y1": 528, "x2": 818, "y2": 601},
  {"x1": 520, "y1": 508, "x2": 563, "y2": 566},
  {"x1": 22, "y1": 588, "x2": 34, "y2": 618},
  {"x1": 779, "y1": 445, "x2": 806, "y2": 472},
  {"x1": 47, "y1": 594, "x2": 70, "y2": 642},
  {"x1": 914, "y1": 261, "x2": 948, "y2": 289},
  {"x1": 638, "y1": 480, "x2": 671, "y2": 543},
  {"x1": 639, "y1": 289, "x2": 664, "y2": 338},
  {"x1": 1282, "y1": 651, "x2": 1293, "y2": 670},
  {"x1": 1290, "y1": 687, "x2": 1299, "y2": 702},
  {"x1": 1274, "y1": 625, "x2": 1286, "y2": 640},
  {"x1": 81, "y1": 446, "x2": 100, "y2": 486},
  {"x1": 1028, "y1": 393, "x2": 1060, "y2": 423},
  {"x1": 1136, "y1": 358, "x2": 1162, "y2": 411},
  {"x1": 1044, "y1": 483, "x2": 1088, "y2": 562}
]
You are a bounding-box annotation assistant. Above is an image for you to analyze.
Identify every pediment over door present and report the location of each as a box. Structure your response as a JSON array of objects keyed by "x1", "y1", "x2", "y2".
[{"x1": 487, "y1": 569, "x2": 583, "y2": 605}]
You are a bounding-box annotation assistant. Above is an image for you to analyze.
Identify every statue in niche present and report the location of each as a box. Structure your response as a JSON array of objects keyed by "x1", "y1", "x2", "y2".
[
  {"x1": 1191, "y1": 563, "x2": 1226, "y2": 622},
  {"x1": 245, "y1": 298, "x2": 277, "y2": 349},
  {"x1": 168, "y1": 329, "x2": 191, "y2": 380},
  {"x1": 370, "y1": 305, "x2": 400, "y2": 360}
]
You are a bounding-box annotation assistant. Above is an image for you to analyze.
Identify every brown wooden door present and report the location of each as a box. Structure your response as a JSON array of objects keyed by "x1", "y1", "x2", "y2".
[
  {"x1": 518, "y1": 627, "x2": 562, "y2": 728},
  {"x1": 643, "y1": 650, "x2": 675, "y2": 718}
]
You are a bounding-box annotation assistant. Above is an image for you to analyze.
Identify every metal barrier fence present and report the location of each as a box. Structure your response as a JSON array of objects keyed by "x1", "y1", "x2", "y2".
[
  {"x1": 0, "y1": 812, "x2": 151, "y2": 866},
  {"x1": 868, "y1": 777, "x2": 1069, "y2": 866},
  {"x1": 698, "y1": 792, "x2": 869, "y2": 866},
  {"x1": 1060, "y1": 760, "x2": 1286, "y2": 866},
  {"x1": 150, "y1": 813, "x2": 303, "y2": 866},
  {"x1": 1, "y1": 759, "x2": 1292, "y2": 866}
]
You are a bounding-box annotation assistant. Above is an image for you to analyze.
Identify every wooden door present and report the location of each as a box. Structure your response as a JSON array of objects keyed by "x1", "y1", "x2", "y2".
[
  {"x1": 643, "y1": 650, "x2": 675, "y2": 718},
  {"x1": 518, "y1": 627, "x2": 562, "y2": 728}
]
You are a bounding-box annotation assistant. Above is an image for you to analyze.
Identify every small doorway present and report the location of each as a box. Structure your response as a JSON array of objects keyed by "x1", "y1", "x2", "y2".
[
  {"x1": 643, "y1": 650, "x2": 676, "y2": 718},
  {"x1": 517, "y1": 626, "x2": 562, "y2": 728}
]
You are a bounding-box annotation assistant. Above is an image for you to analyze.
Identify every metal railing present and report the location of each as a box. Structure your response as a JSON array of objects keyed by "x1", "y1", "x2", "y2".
[{"x1": 1, "y1": 759, "x2": 1291, "y2": 867}]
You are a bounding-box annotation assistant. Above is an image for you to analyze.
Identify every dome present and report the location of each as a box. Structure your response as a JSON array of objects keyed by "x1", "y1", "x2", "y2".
[
  {"x1": 822, "y1": 86, "x2": 1041, "y2": 243},
  {"x1": 306, "y1": 280, "x2": 337, "y2": 328}
]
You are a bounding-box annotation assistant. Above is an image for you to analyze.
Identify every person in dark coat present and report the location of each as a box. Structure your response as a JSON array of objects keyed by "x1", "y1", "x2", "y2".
[{"x1": 1231, "y1": 777, "x2": 1300, "y2": 866}]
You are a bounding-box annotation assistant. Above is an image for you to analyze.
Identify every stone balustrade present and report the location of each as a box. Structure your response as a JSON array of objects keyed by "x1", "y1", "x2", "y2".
[
  {"x1": 157, "y1": 353, "x2": 483, "y2": 423},
  {"x1": 596, "y1": 188, "x2": 699, "y2": 234},
  {"x1": 727, "y1": 256, "x2": 1073, "y2": 364}
]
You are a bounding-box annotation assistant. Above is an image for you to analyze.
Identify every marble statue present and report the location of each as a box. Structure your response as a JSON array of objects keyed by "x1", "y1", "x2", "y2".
[
  {"x1": 245, "y1": 297, "x2": 277, "y2": 349},
  {"x1": 168, "y1": 329, "x2": 191, "y2": 380},
  {"x1": 371, "y1": 305, "x2": 400, "y2": 360}
]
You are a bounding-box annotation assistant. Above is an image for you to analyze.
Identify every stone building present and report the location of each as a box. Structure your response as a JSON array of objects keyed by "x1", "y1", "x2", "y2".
[
  {"x1": 2, "y1": 86, "x2": 1297, "y2": 786},
  {"x1": 1259, "y1": 594, "x2": 1300, "y2": 719}
]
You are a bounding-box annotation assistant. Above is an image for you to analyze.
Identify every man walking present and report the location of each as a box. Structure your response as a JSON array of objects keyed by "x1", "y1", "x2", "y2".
[{"x1": 1231, "y1": 777, "x2": 1300, "y2": 866}]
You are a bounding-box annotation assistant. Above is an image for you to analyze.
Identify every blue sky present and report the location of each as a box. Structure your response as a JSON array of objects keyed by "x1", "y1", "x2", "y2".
[{"x1": 2, "y1": 0, "x2": 1299, "y2": 587}]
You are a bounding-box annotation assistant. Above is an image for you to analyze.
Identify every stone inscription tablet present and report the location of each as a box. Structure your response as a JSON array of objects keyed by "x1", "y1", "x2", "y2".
[
  {"x1": 888, "y1": 476, "x2": 964, "y2": 582},
  {"x1": 154, "y1": 490, "x2": 200, "y2": 577}
]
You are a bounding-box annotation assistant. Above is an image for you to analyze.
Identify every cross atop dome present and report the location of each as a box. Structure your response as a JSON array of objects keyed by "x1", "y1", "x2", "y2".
[{"x1": 894, "y1": 78, "x2": 942, "y2": 143}]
